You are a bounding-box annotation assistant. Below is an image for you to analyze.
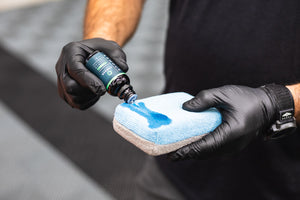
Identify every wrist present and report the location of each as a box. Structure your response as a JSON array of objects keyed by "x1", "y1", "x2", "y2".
[
  {"x1": 83, "y1": 30, "x2": 123, "y2": 46},
  {"x1": 261, "y1": 84, "x2": 297, "y2": 139},
  {"x1": 262, "y1": 84, "x2": 294, "y2": 118},
  {"x1": 286, "y1": 84, "x2": 300, "y2": 120}
]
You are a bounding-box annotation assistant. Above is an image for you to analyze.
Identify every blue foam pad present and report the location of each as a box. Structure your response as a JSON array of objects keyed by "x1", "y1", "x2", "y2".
[{"x1": 113, "y1": 92, "x2": 222, "y2": 154}]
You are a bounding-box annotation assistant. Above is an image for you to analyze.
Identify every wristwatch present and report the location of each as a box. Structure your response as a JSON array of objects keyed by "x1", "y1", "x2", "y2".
[{"x1": 262, "y1": 84, "x2": 297, "y2": 139}]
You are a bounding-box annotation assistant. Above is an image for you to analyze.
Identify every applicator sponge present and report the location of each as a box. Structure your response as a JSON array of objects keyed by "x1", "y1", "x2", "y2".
[{"x1": 113, "y1": 92, "x2": 222, "y2": 156}]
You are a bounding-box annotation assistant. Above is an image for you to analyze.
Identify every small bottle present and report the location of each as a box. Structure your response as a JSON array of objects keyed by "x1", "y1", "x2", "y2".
[{"x1": 85, "y1": 50, "x2": 137, "y2": 104}]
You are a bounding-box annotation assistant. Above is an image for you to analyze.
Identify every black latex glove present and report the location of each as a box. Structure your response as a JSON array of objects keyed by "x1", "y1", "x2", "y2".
[
  {"x1": 55, "y1": 38, "x2": 128, "y2": 109},
  {"x1": 169, "y1": 84, "x2": 291, "y2": 160}
]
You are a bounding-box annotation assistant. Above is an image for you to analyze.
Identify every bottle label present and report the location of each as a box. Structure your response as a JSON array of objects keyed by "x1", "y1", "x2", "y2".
[{"x1": 85, "y1": 52, "x2": 125, "y2": 89}]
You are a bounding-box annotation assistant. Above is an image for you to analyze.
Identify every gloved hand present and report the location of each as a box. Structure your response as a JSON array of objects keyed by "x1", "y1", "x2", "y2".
[
  {"x1": 55, "y1": 38, "x2": 128, "y2": 109},
  {"x1": 169, "y1": 84, "x2": 294, "y2": 160}
]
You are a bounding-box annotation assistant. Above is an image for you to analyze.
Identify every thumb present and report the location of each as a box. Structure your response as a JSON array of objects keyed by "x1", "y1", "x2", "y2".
[{"x1": 183, "y1": 89, "x2": 220, "y2": 112}]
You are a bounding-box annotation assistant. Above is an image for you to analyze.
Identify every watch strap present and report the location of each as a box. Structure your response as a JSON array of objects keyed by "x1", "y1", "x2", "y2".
[{"x1": 262, "y1": 84, "x2": 294, "y2": 123}]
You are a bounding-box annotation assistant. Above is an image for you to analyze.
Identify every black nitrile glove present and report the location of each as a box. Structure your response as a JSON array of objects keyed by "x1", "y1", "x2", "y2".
[
  {"x1": 55, "y1": 38, "x2": 128, "y2": 109},
  {"x1": 169, "y1": 84, "x2": 294, "y2": 160}
]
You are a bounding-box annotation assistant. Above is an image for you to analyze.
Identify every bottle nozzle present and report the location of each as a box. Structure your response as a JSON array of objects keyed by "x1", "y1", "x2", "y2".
[
  {"x1": 126, "y1": 94, "x2": 138, "y2": 104},
  {"x1": 118, "y1": 84, "x2": 137, "y2": 104}
]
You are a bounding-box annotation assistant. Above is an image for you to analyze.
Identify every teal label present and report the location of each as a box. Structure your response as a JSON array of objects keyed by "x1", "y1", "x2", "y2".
[{"x1": 85, "y1": 52, "x2": 124, "y2": 89}]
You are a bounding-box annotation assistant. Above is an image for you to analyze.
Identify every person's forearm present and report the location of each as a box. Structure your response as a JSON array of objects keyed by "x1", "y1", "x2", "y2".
[
  {"x1": 84, "y1": 0, "x2": 145, "y2": 46},
  {"x1": 286, "y1": 84, "x2": 300, "y2": 121}
]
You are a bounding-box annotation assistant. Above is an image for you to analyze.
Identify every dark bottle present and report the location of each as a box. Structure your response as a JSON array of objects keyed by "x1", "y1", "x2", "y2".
[{"x1": 85, "y1": 50, "x2": 137, "y2": 104}]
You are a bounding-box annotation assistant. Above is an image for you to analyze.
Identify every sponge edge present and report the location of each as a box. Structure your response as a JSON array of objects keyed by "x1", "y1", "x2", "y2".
[
  {"x1": 113, "y1": 119, "x2": 206, "y2": 156},
  {"x1": 113, "y1": 92, "x2": 222, "y2": 156}
]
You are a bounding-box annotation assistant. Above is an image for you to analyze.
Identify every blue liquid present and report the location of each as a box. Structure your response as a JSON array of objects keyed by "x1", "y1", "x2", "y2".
[{"x1": 121, "y1": 102, "x2": 171, "y2": 129}]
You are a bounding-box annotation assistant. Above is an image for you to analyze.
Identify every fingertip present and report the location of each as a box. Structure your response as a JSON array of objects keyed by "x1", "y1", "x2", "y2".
[
  {"x1": 86, "y1": 79, "x2": 106, "y2": 97},
  {"x1": 168, "y1": 146, "x2": 191, "y2": 161},
  {"x1": 182, "y1": 99, "x2": 197, "y2": 111},
  {"x1": 183, "y1": 91, "x2": 216, "y2": 112},
  {"x1": 67, "y1": 61, "x2": 105, "y2": 95},
  {"x1": 79, "y1": 95, "x2": 101, "y2": 110},
  {"x1": 110, "y1": 56, "x2": 128, "y2": 72},
  {"x1": 182, "y1": 97, "x2": 207, "y2": 112},
  {"x1": 167, "y1": 151, "x2": 181, "y2": 161},
  {"x1": 95, "y1": 82, "x2": 106, "y2": 96},
  {"x1": 120, "y1": 60, "x2": 129, "y2": 72}
]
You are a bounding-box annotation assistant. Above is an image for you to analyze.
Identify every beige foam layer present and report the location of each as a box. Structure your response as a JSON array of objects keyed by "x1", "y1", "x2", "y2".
[{"x1": 113, "y1": 118, "x2": 206, "y2": 156}]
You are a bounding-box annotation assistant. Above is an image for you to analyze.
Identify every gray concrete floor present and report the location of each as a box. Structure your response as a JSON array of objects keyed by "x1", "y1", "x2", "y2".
[
  {"x1": 0, "y1": 101, "x2": 114, "y2": 200},
  {"x1": 0, "y1": 0, "x2": 169, "y2": 199}
]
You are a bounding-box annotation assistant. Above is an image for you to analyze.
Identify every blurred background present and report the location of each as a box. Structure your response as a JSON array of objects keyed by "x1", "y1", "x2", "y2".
[{"x1": 0, "y1": 0, "x2": 169, "y2": 199}]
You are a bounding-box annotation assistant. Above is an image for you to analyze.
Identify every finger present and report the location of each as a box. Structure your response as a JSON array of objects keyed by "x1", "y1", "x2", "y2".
[
  {"x1": 169, "y1": 122, "x2": 229, "y2": 160},
  {"x1": 62, "y1": 75, "x2": 103, "y2": 109},
  {"x1": 57, "y1": 74, "x2": 75, "y2": 108},
  {"x1": 62, "y1": 74, "x2": 105, "y2": 96},
  {"x1": 105, "y1": 47, "x2": 129, "y2": 72},
  {"x1": 182, "y1": 88, "x2": 222, "y2": 112},
  {"x1": 60, "y1": 42, "x2": 106, "y2": 95},
  {"x1": 77, "y1": 95, "x2": 101, "y2": 110},
  {"x1": 66, "y1": 54, "x2": 106, "y2": 95},
  {"x1": 65, "y1": 93, "x2": 100, "y2": 110},
  {"x1": 55, "y1": 52, "x2": 65, "y2": 77},
  {"x1": 80, "y1": 39, "x2": 129, "y2": 72},
  {"x1": 60, "y1": 92, "x2": 99, "y2": 110},
  {"x1": 57, "y1": 78, "x2": 64, "y2": 100},
  {"x1": 58, "y1": 70, "x2": 103, "y2": 109}
]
